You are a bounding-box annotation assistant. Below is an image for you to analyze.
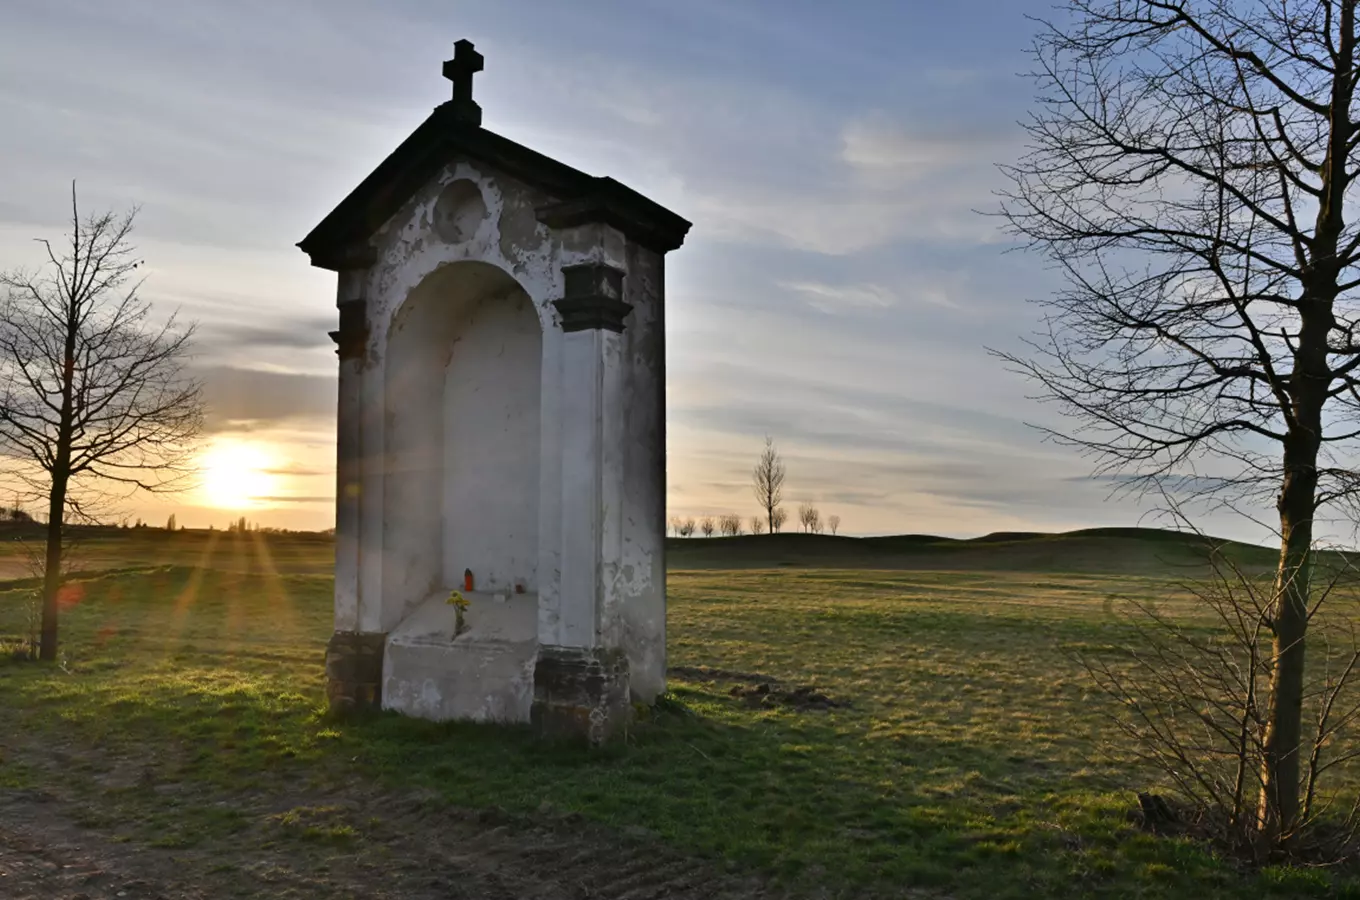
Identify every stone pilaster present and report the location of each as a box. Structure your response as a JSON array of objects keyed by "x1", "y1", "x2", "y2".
[
  {"x1": 328, "y1": 293, "x2": 384, "y2": 714},
  {"x1": 534, "y1": 262, "x2": 632, "y2": 741},
  {"x1": 331, "y1": 296, "x2": 366, "y2": 634}
]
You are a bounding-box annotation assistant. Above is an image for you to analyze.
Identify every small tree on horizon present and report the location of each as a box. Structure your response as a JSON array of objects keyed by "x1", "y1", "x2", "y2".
[
  {"x1": 751, "y1": 436, "x2": 786, "y2": 536},
  {"x1": 828, "y1": 514, "x2": 841, "y2": 536},
  {"x1": 798, "y1": 502, "x2": 821, "y2": 534},
  {"x1": 0, "y1": 188, "x2": 202, "y2": 660},
  {"x1": 771, "y1": 507, "x2": 788, "y2": 534},
  {"x1": 749, "y1": 515, "x2": 765, "y2": 535},
  {"x1": 700, "y1": 516, "x2": 715, "y2": 538}
]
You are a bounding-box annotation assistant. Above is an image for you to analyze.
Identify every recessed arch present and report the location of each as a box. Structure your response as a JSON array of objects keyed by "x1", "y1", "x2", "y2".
[{"x1": 383, "y1": 261, "x2": 543, "y2": 619}]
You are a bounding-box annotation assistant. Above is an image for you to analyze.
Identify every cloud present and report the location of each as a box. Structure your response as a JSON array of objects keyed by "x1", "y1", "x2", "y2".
[
  {"x1": 200, "y1": 318, "x2": 336, "y2": 354},
  {"x1": 665, "y1": 112, "x2": 1017, "y2": 256},
  {"x1": 840, "y1": 118, "x2": 997, "y2": 177},
  {"x1": 260, "y1": 463, "x2": 331, "y2": 477},
  {"x1": 198, "y1": 365, "x2": 334, "y2": 432},
  {"x1": 780, "y1": 279, "x2": 963, "y2": 313},
  {"x1": 781, "y1": 281, "x2": 895, "y2": 312},
  {"x1": 475, "y1": 40, "x2": 1020, "y2": 257}
]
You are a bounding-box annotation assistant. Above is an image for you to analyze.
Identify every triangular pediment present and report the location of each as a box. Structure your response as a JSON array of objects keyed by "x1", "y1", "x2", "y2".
[{"x1": 298, "y1": 101, "x2": 690, "y2": 271}]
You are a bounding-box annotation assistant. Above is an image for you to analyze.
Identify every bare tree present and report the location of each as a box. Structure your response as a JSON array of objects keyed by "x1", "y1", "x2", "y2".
[
  {"x1": 700, "y1": 516, "x2": 715, "y2": 538},
  {"x1": 751, "y1": 436, "x2": 786, "y2": 535},
  {"x1": 828, "y1": 514, "x2": 841, "y2": 536},
  {"x1": 0, "y1": 188, "x2": 202, "y2": 660},
  {"x1": 719, "y1": 513, "x2": 743, "y2": 536},
  {"x1": 669, "y1": 515, "x2": 683, "y2": 537},
  {"x1": 798, "y1": 502, "x2": 821, "y2": 534},
  {"x1": 771, "y1": 507, "x2": 788, "y2": 534},
  {"x1": 678, "y1": 517, "x2": 696, "y2": 538},
  {"x1": 999, "y1": 0, "x2": 1360, "y2": 849},
  {"x1": 749, "y1": 515, "x2": 766, "y2": 535}
]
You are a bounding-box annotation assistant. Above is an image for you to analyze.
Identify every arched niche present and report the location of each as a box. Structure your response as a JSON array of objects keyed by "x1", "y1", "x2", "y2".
[{"x1": 383, "y1": 261, "x2": 543, "y2": 619}]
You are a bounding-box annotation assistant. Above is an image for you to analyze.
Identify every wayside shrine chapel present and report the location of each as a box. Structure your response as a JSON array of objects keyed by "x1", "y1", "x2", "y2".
[{"x1": 297, "y1": 41, "x2": 690, "y2": 742}]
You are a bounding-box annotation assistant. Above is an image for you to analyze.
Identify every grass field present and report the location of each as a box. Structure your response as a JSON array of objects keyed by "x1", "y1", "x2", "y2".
[{"x1": 0, "y1": 526, "x2": 1356, "y2": 898}]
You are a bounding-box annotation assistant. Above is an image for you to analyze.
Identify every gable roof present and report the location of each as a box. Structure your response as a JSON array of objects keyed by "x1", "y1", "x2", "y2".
[{"x1": 298, "y1": 100, "x2": 691, "y2": 271}]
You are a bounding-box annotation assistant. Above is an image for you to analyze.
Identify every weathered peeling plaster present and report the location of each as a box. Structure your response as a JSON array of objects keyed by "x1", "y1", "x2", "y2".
[{"x1": 331, "y1": 155, "x2": 672, "y2": 723}]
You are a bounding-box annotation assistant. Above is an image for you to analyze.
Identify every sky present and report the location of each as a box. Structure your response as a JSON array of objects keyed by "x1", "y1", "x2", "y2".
[{"x1": 0, "y1": 0, "x2": 1280, "y2": 541}]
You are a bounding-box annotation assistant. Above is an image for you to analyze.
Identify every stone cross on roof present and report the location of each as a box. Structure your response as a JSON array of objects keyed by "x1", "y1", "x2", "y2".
[{"x1": 443, "y1": 39, "x2": 484, "y2": 126}]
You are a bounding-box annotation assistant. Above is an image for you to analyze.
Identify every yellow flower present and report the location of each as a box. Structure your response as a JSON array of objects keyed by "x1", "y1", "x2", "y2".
[{"x1": 446, "y1": 590, "x2": 470, "y2": 611}]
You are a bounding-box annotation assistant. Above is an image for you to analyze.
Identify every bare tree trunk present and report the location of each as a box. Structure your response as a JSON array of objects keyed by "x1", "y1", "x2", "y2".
[
  {"x1": 37, "y1": 237, "x2": 79, "y2": 663},
  {"x1": 1261, "y1": 279, "x2": 1332, "y2": 839},
  {"x1": 1262, "y1": 441, "x2": 1316, "y2": 841},
  {"x1": 38, "y1": 472, "x2": 66, "y2": 661},
  {"x1": 1261, "y1": 5, "x2": 1357, "y2": 835}
]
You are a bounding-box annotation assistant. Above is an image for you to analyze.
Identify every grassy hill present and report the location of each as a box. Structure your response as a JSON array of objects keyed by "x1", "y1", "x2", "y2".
[
  {"x1": 667, "y1": 526, "x2": 1282, "y2": 575},
  {"x1": 0, "y1": 522, "x2": 1298, "y2": 580}
]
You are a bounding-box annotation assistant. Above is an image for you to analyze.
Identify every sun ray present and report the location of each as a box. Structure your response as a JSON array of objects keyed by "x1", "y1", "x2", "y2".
[
  {"x1": 164, "y1": 528, "x2": 222, "y2": 659},
  {"x1": 249, "y1": 528, "x2": 298, "y2": 639}
]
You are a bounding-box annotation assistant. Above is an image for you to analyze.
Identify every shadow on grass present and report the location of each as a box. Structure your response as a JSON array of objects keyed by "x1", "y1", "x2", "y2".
[{"x1": 323, "y1": 685, "x2": 1234, "y2": 895}]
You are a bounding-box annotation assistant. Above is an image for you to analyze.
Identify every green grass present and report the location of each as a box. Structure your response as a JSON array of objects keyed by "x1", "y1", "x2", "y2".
[{"x1": 0, "y1": 528, "x2": 1357, "y2": 898}]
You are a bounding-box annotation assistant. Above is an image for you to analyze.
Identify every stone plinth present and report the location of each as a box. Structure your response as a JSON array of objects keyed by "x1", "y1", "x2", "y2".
[
  {"x1": 325, "y1": 631, "x2": 387, "y2": 713},
  {"x1": 531, "y1": 646, "x2": 631, "y2": 743},
  {"x1": 383, "y1": 591, "x2": 538, "y2": 723}
]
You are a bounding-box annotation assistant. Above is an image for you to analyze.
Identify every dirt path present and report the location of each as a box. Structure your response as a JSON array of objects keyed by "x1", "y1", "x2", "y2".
[
  {"x1": 0, "y1": 801, "x2": 202, "y2": 900},
  {"x1": 0, "y1": 762, "x2": 790, "y2": 900}
]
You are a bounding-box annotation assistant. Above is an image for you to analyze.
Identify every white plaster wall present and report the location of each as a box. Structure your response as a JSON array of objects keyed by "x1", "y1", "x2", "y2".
[
  {"x1": 333, "y1": 353, "x2": 362, "y2": 633},
  {"x1": 555, "y1": 329, "x2": 605, "y2": 649},
  {"x1": 382, "y1": 292, "x2": 446, "y2": 626},
  {"x1": 358, "y1": 318, "x2": 389, "y2": 633},
  {"x1": 443, "y1": 286, "x2": 541, "y2": 593}
]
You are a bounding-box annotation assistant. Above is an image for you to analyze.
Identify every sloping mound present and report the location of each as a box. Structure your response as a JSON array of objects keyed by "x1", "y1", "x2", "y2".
[{"x1": 666, "y1": 527, "x2": 1278, "y2": 575}]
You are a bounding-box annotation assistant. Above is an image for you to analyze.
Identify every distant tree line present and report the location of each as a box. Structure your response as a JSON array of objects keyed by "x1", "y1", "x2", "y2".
[{"x1": 669, "y1": 436, "x2": 842, "y2": 537}]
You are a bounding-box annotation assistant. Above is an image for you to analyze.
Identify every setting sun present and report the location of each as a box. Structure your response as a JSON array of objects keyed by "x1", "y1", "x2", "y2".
[{"x1": 199, "y1": 441, "x2": 277, "y2": 510}]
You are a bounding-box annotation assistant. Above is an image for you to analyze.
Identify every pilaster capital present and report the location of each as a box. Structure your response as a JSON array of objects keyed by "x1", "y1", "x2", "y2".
[
  {"x1": 553, "y1": 263, "x2": 630, "y2": 333},
  {"x1": 330, "y1": 298, "x2": 369, "y2": 361}
]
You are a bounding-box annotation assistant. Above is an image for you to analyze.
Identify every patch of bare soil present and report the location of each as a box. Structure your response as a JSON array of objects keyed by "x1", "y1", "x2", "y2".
[
  {"x1": 667, "y1": 665, "x2": 780, "y2": 685},
  {"x1": 668, "y1": 666, "x2": 850, "y2": 711},
  {"x1": 0, "y1": 791, "x2": 206, "y2": 900},
  {"x1": 0, "y1": 737, "x2": 794, "y2": 900},
  {"x1": 728, "y1": 683, "x2": 852, "y2": 711}
]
